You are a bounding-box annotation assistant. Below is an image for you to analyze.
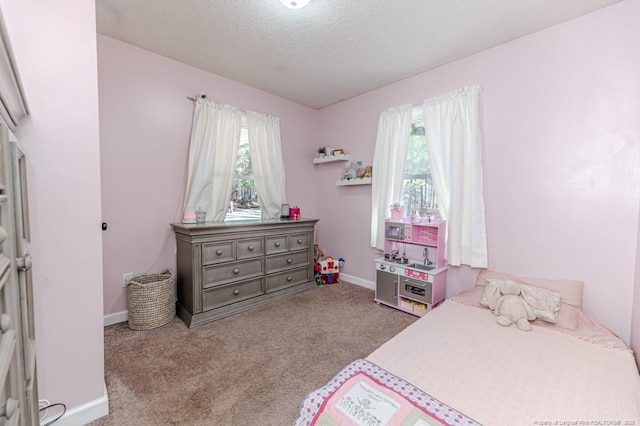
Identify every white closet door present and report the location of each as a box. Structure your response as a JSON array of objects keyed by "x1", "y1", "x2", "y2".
[
  {"x1": 0, "y1": 122, "x2": 23, "y2": 425},
  {"x1": 10, "y1": 133, "x2": 36, "y2": 425},
  {"x1": 0, "y1": 123, "x2": 38, "y2": 426}
]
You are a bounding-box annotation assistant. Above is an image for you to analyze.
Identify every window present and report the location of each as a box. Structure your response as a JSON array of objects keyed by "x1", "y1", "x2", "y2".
[
  {"x1": 226, "y1": 120, "x2": 261, "y2": 220},
  {"x1": 400, "y1": 108, "x2": 437, "y2": 218}
]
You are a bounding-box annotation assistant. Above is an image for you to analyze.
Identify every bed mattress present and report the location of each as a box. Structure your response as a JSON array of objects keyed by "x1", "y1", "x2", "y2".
[{"x1": 366, "y1": 299, "x2": 640, "y2": 425}]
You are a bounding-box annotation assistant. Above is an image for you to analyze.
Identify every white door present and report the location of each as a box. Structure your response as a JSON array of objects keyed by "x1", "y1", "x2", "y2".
[
  {"x1": 9, "y1": 131, "x2": 37, "y2": 425},
  {"x1": 0, "y1": 123, "x2": 38, "y2": 425}
]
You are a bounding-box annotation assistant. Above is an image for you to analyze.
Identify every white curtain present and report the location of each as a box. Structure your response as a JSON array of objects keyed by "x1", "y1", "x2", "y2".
[
  {"x1": 182, "y1": 98, "x2": 241, "y2": 222},
  {"x1": 247, "y1": 111, "x2": 287, "y2": 220},
  {"x1": 370, "y1": 104, "x2": 413, "y2": 249},
  {"x1": 424, "y1": 85, "x2": 488, "y2": 267}
]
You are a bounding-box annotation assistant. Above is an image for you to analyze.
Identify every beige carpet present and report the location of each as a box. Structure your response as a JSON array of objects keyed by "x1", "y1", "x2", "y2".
[{"x1": 90, "y1": 282, "x2": 416, "y2": 426}]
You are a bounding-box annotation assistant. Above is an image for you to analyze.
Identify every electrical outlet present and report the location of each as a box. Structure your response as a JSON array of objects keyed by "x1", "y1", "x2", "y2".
[{"x1": 122, "y1": 272, "x2": 134, "y2": 287}]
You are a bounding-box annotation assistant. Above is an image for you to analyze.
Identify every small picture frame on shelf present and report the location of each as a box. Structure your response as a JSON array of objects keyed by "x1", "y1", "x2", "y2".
[{"x1": 332, "y1": 148, "x2": 345, "y2": 156}]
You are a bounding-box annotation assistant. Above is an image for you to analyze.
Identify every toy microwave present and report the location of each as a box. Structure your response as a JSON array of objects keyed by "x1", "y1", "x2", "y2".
[{"x1": 384, "y1": 221, "x2": 411, "y2": 242}]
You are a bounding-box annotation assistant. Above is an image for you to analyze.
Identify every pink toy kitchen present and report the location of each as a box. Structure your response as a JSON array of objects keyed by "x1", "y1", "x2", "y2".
[{"x1": 375, "y1": 205, "x2": 446, "y2": 316}]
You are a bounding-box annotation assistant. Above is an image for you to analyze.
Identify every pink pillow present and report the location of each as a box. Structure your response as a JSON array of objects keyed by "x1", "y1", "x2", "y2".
[
  {"x1": 453, "y1": 283, "x2": 583, "y2": 330},
  {"x1": 533, "y1": 303, "x2": 581, "y2": 330},
  {"x1": 474, "y1": 270, "x2": 584, "y2": 310}
]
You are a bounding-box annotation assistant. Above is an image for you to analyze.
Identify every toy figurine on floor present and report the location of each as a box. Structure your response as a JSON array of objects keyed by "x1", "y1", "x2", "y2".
[
  {"x1": 314, "y1": 262, "x2": 323, "y2": 285},
  {"x1": 319, "y1": 256, "x2": 340, "y2": 284},
  {"x1": 314, "y1": 244, "x2": 324, "y2": 262},
  {"x1": 314, "y1": 244, "x2": 325, "y2": 285}
]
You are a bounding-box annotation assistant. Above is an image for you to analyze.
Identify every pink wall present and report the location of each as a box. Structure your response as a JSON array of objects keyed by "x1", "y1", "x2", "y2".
[
  {"x1": 0, "y1": 0, "x2": 634, "y2": 418},
  {"x1": 633, "y1": 200, "x2": 640, "y2": 367},
  {"x1": 0, "y1": 0, "x2": 105, "y2": 414},
  {"x1": 98, "y1": 36, "x2": 320, "y2": 315},
  {"x1": 317, "y1": 0, "x2": 640, "y2": 342}
]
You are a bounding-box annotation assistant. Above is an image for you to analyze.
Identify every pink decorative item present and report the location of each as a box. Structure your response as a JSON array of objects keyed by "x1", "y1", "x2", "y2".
[
  {"x1": 183, "y1": 207, "x2": 196, "y2": 224},
  {"x1": 390, "y1": 204, "x2": 404, "y2": 220},
  {"x1": 289, "y1": 206, "x2": 301, "y2": 219}
]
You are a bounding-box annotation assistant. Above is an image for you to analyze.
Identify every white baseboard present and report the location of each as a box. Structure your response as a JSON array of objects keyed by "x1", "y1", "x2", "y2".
[
  {"x1": 40, "y1": 382, "x2": 109, "y2": 426},
  {"x1": 340, "y1": 273, "x2": 375, "y2": 290},
  {"x1": 104, "y1": 310, "x2": 127, "y2": 327},
  {"x1": 104, "y1": 277, "x2": 373, "y2": 327}
]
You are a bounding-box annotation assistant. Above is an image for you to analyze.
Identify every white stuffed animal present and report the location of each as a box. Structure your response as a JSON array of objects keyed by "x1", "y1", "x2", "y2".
[{"x1": 482, "y1": 280, "x2": 537, "y2": 331}]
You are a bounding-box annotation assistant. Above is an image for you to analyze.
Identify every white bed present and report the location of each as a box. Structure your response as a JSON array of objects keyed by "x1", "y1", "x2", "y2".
[{"x1": 296, "y1": 270, "x2": 640, "y2": 425}]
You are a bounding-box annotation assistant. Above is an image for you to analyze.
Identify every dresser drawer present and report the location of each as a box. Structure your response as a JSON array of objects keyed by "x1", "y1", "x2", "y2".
[
  {"x1": 203, "y1": 258, "x2": 264, "y2": 288},
  {"x1": 266, "y1": 267, "x2": 311, "y2": 293},
  {"x1": 266, "y1": 250, "x2": 309, "y2": 274},
  {"x1": 202, "y1": 240, "x2": 236, "y2": 265},
  {"x1": 203, "y1": 278, "x2": 265, "y2": 310},
  {"x1": 237, "y1": 238, "x2": 264, "y2": 259},
  {"x1": 265, "y1": 235, "x2": 289, "y2": 254},
  {"x1": 289, "y1": 232, "x2": 310, "y2": 251}
]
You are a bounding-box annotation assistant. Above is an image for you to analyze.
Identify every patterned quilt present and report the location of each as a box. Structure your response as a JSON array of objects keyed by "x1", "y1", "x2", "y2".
[{"x1": 293, "y1": 359, "x2": 480, "y2": 426}]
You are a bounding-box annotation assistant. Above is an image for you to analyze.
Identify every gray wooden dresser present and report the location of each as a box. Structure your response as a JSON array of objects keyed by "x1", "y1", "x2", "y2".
[{"x1": 171, "y1": 218, "x2": 319, "y2": 327}]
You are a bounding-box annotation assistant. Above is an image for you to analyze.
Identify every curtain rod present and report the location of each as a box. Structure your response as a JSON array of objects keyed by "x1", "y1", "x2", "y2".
[
  {"x1": 187, "y1": 92, "x2": 207, "y2": 102},
  {"x1": 184, "y1": 92, "x2": 279, "y2": 121}
]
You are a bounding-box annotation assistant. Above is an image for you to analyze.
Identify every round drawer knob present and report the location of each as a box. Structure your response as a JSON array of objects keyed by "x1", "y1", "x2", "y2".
[
  {"x1": 287, "y1": 276, "x2": 292, "y2": 281},
  {"x1": 274, "y1": 242, "x2": 280, "y2": 247},
  {"x1": 0, "y1": 314, "x2": 12, "y2": 333},
  {"x1": 17, "y1": 255, "x2": 32, "y2": 271},
  {"x1": 248, "y1": 245, "x2": 254, "y2": 251},
  {"x1": 233, "y1": 268, "x2": 239, "y2": 274},
  {"x1": 216, "y1": 249, "x2": 223, "y2": 255},
  {"x1": 2, "y1": 398, "x2": 18, "y2": 418},
  {"x1": 379, "y1": 264, "x2": 385, "y2": 270},
  {"x1": 287, "y1": 258, "x2": 292, "y2": 264},
  {"x1": 233, "y1": 289, "x2": 240, "y2": 295},
  {"x1": 297, "y1": 239, "x2": 303, "y2": 244}
]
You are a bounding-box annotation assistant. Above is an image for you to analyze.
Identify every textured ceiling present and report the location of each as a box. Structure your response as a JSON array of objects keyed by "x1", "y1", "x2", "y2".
[{"x1": 96, "y1": 0, "x2": 621, "y2": 109}]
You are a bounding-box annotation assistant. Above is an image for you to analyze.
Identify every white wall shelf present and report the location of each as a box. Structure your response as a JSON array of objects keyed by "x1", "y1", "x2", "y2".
[
  {"x1": 336, "y1": 177, "x2": 371, "y2": 186},
  {"x1": 313, "y1": 154, "x2": 349, "y2": 164}
]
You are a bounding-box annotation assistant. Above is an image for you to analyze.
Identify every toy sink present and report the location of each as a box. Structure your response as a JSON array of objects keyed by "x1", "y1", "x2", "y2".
[{"x1": 407, "y1": 263, "x2": 435, "y2": 271}]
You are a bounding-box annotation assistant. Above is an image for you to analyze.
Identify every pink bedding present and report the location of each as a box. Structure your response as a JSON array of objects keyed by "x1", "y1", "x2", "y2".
[
  {"x1": 365, "y1": 297, "x2": 640, "y2": 425},
  {"x1": 453, "y1": 286, "x2": 630, "y2": 350},
  {"x1": 294, "y1": 358, "x2": 480, "y2": 426}
]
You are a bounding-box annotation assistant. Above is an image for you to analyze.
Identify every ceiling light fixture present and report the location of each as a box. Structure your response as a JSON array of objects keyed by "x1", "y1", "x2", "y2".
[{"x1": 279, "y1": 0, "x2": 311, "y2": 9}]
